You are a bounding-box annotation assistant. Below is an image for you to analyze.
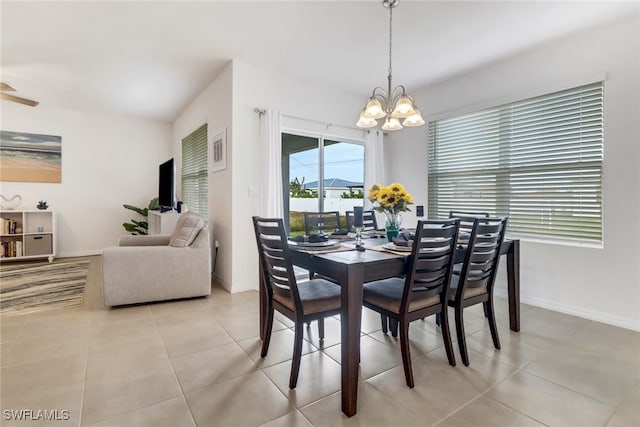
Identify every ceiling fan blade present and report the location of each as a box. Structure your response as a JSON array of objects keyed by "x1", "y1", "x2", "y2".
[
  {"x1": 0, "y1": 92, "x2": 39, "y2": 107},
  {"x1": 1, "y1": 82, "x2": 16, "y2": 91}
]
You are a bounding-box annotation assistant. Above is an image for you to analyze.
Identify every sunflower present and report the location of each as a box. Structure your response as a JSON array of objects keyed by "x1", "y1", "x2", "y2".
[
  {"x1": 368, "y1": 183, "x2": 414, "y2": 214},
  {"x1": 368, "y1": 184, "x2": 381, "y2": 202}
]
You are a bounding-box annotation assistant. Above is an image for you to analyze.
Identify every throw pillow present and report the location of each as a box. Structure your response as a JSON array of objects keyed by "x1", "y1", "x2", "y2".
[{"x1": 169, "y1": 212, "x2": 205, "y2": 247}]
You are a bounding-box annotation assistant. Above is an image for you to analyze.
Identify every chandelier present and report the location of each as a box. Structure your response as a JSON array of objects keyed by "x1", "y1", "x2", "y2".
[{"x1": 356, "y1": 0, "x2": 425, "y2": 131}]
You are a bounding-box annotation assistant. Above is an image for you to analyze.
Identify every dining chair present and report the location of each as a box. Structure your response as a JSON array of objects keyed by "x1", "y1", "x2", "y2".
[
  {"x1": 362, "y1": 219, "x2": 459, "y2": 388},
  {"x1": 345, "y1": 209, "x2": 379, "y2": 231},
  {"x1": 448, "y1": 210, "x2": 491, "y2": 278},
  {"x1": 303, "y1": 211, "x2": 342, "y2": 235},
  {"x1": 447, "y1": 216, "x2": 508, "y2": 366},
  {"x1": 252, "y1": 216, "x2": 342, "y2": 389},
  {"x1": 448, "y1": 210, "x2": 490, "y2": 237}
]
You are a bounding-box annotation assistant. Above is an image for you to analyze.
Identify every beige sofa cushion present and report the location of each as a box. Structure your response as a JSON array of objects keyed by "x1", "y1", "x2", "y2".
[{"x1": 170, "y1": 211, "x2": 205, "y2": 247}]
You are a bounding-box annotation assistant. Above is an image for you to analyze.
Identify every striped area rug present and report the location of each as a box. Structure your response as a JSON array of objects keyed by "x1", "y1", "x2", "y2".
[{"x1": 0, "y1": 260, "x2": 90, "y2": 316}]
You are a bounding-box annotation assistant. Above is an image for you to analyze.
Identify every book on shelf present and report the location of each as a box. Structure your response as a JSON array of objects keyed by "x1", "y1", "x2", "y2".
[
  {"x1": 1, "y1": 218, "x2": 19, "y2": 235},
  {"x1": 0, "y1": 240, "x2": 23, "y2": 258}
]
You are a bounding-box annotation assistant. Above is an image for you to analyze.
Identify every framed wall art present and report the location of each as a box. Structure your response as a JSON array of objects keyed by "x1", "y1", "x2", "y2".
[
  {"x1": 210, "y1": 128, "x2": 226, "y2": 172},
  {"x1": 0, "y1": 130, "x2": 62, "y2": 183}
]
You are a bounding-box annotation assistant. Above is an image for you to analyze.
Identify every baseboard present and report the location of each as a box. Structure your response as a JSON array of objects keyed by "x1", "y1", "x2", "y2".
[
  {"x1": 212, "y1": 273, "x2": 232, "y2": 292},
  {"x1": 226, "y1": 280, "x2": 258, "y2": 294},
  {"x1": 494, "y1": 289, "x2": 640, "y2": 331}
]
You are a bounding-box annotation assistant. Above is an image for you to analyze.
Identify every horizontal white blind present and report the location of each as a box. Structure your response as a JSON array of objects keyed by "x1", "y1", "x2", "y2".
[
  {"x1": 181, "y1": 124, "x2": 208, "y2": 220},
  {"x1": 428, "y1": 82, "x2": 603, "y2": 242}
]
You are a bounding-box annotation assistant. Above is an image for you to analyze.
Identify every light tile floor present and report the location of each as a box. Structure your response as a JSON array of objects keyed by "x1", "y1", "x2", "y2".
[{"x1": 1, "y1": 256, "x2": 639, "y2": 427}]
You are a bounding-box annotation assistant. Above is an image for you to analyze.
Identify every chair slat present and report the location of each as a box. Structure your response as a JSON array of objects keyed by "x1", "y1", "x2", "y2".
[
  {"x1": 414, "y1": 255, "x2": 450, "y2": 271},
  {"x1": 346, "y1": 210, "x2": 378, "y2": 231},
  {"x1": 304, "y1": 211, "x2": 341, "y2": 235},
  {"x1": 469, "y1": 250, "x2": 499, "y2": 264},
  {"x1": 421, "y1": 226, "x2": 458, "y2": 238}
]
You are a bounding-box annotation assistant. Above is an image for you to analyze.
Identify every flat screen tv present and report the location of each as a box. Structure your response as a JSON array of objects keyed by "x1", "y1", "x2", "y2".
[{"x1": 158, "y1": 158, "x2": 175, "y2": 211}]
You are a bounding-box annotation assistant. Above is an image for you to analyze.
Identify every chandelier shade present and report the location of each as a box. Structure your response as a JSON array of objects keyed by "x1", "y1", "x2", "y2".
[
  {"x1": 364, "y1": 97, "x2": 386, "y2": 119},
  {"x1": 381, "y1": 117, "x2": 403, "y2": 131},
  {"x1": 356, "y1": 0, "x2": 425, "y2": 131},
  {"x1": 356, "y1": 108, "x2": 379, "y2": 128}
]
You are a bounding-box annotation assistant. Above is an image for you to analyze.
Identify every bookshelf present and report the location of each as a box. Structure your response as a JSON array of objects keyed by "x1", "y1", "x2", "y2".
[{"x1": 0, "y1": 210, "x2": 56, "y2": 262}]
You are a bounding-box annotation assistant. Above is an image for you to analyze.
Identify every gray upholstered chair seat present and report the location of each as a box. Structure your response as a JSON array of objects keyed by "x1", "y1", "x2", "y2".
[
  {"x1": 362, "y1": 219, "x2": 459, "y2": 388},
  {"x1": 253, "y1": 216, "x2": 344, "y2": 390},
  {"x1": 448, "y1": 274, "x2": 487, "y2": 301},
  {"x1": 273, "y1": 279, "x2": 341, "y2": 315},
  {"x1": 364, "y1": 277, "x2": 441, "y2": 314}
]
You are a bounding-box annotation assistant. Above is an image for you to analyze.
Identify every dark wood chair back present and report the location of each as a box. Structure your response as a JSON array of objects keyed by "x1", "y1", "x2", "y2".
[
  {"x1": 252, "y1": 216, "x2": 343, "y2": 389},
  {"x1": 362, "y1": 218, "x2": 460, "y2": 385},
  {"x1": 304, "y1": 211, "x2": 341, "y2": 235},
  {"x1": 402, "y1": 219, "x2": 459, "y2": 316},
  {"x1": 448, "y1": 210, "x2": 490, "y2": 237},
  {"x1": 252, "y1": 216, "x2": 302, "y2": 315},
  {"x1": 345, "y1": 209, "x2": 379, "y2": 231},
  {"x1": 454, "y1": 217, "x2": 508, "y2": 302}
]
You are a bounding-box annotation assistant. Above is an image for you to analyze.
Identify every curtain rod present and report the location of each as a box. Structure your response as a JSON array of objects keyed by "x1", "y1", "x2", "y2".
[{"x1": 254, "y1": 107, "x2": 373, "y2": 133}]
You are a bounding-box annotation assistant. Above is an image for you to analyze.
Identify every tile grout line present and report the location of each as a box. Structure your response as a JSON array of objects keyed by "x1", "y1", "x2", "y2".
[
  {"x1": 78, "y1": 256, "x2": 98, "y2": 427},
  {"x1": 149, "y1": 300, "x2": 200, "y2": 427},
  {"x1": 432, "y1": 362, "x2": 537, "y2": 427}
]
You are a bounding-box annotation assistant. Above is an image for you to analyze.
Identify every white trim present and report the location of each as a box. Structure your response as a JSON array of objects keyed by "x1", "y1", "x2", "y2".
[
  {"x1": 505, "y1": 233, "x2": 604, "y2": 250},
  {"x1": 280, "y1": 127, "x2": 366, "y2": 146},
  {"x1": 213, "y1": 272, "x2": 232, "y2": 292},
  {"x1": 226, "y1": 280, "x2": 258, "y2": 294},
  {"x1": 281, "y1": 115, "x2": 367, "y2": 144},
  {"x1": 494, "y1": 289, "x2": 640, "y2": 332}
]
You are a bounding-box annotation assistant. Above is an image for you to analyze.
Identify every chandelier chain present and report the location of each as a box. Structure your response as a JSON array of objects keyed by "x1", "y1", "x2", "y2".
[
  {"x1": 388, "y1": 4, "x2": 393, "y2": 82},
  {"x1": 356, "y1": 0, "x2": 425, "y2": 130}
]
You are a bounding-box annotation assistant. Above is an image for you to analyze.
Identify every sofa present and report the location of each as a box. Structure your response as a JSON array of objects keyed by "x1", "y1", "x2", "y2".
[{"x1": 103, "y1": 212, "x2": 211, "y2": 306}]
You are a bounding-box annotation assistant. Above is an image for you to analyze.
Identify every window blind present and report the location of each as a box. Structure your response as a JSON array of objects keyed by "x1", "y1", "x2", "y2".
[
  {"x1": 181, "y1": 123, "x2": 208, "y2": 220},
  {"x1": 428, "y1": 81, "x2": 603, "y2": 243}
]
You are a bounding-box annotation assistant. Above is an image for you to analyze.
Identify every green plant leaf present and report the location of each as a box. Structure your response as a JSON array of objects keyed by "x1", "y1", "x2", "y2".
[
  {"x1": 123, "y1": 204, "x2": 146, "y2": 216},
  {"x1": 148, "y1": 197, "x2": 159, "y2": 210}
]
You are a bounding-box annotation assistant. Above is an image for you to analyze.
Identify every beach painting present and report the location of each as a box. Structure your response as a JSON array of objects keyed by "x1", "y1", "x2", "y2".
[{"x1": 0, "y1": 130, "x2": 62, "y2": 183}]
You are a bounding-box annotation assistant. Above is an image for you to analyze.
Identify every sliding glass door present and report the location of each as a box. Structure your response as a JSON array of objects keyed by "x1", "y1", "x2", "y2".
[{"x1": 282, "y1": 132, "x2": 364, "y2": 235}]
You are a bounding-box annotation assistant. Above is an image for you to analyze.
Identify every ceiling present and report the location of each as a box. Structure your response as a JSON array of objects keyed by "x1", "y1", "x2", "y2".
[{"x1": 1, "y1": 1, "x2": 637, "y2": 123}]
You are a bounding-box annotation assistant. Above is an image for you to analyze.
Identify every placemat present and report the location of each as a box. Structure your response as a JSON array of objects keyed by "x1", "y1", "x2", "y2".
[
  {"x1": 294, "y1": 244, "x2": 356, "y2": 255},
  {"x1": 368, "y1": 244, "x2": 411, "y2": 256}
]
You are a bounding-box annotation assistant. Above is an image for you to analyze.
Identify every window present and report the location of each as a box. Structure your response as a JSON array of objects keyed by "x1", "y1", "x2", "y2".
[
  {"x1": 282, "y1": 132, "x2": 365, "y2": 235},
  {"x1": 428, "y1": 82, "x2": 603, "y2": 243},
  {"x1": 181, "y1": 123, "x2": 208, "y2": 219}
]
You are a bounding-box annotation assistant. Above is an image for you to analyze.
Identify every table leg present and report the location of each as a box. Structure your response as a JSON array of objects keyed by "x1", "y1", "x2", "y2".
[
  {"x1": 507, "y1": 239, "x2": 520, "y2": 332},
  {"x1": 341, "y1": 264, "x2": 364, "y2": 417}
]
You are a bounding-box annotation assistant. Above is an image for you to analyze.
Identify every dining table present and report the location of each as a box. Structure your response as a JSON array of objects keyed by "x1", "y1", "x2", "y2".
[{"x1": 258, "y1": 235, "x2": 520, "y2": 417}]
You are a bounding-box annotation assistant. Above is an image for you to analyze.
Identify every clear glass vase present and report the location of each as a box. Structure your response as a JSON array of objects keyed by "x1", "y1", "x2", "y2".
[{"x1": 384, "y1": 212, "x2": 402, "y2": 242}]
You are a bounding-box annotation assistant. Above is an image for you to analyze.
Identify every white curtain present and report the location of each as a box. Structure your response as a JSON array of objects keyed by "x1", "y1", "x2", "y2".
[
  {"x1": 364, "y1": 129, "x2": 385, "y2": 210},
  {"x1": 259, "y1": 109, "x2": 284, "y2": 217}
]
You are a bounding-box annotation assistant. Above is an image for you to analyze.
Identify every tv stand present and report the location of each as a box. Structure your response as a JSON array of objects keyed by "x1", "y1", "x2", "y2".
[
  {"x1": 159, "y1": 206, "x2": 173, "y2": 213},
  {"x1": 148, "y1": 210, "x2": 180, "y2": 235}
]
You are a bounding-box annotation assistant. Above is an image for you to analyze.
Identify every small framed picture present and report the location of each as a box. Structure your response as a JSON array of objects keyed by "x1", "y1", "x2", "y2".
[{"x1": 210, "y1": 128, "x2": 226, "y2": 172}]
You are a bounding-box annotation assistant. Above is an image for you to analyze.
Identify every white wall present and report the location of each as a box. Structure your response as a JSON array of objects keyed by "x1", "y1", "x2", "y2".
[
  {"x1": 172, "y1": 63, "x2": 233, "y2": 289},
  {"x1": 1, "y1": 103, "x2": 172, "y2": 256},
  {"x1": 386, "y1": 15, "x2": 640, "y2": 330},
  {"x1": 231, "y1": 60, "x2": 365, "y2": 292}
]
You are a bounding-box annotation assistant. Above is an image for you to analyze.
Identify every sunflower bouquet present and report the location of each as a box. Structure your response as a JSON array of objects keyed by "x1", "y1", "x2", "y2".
[
  {"x1": 368, "y1": 183, "x2": 414, "y2": 215},
  {"x1": 368, "y1": 183, "x2": 413, "y2": 240}
]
